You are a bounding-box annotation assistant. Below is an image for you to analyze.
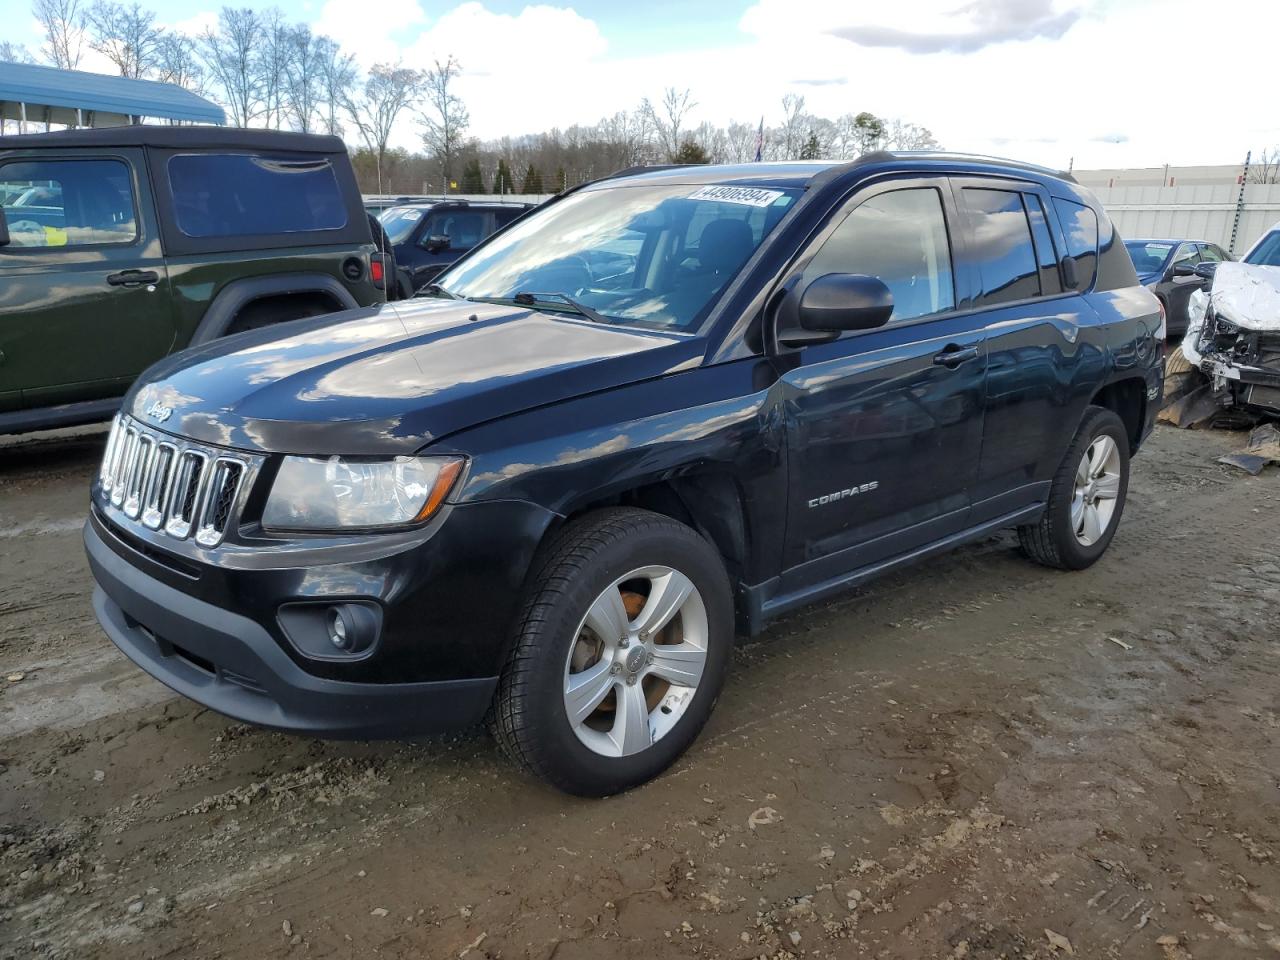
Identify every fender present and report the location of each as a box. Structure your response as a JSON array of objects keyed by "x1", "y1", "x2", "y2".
[{"x1": 190, "y1": 273, "x2": 360, "y2": 345}]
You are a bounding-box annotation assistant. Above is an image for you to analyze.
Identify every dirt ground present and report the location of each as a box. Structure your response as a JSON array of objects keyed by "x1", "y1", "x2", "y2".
[{"x1": 1, "y1": 423, "x2": 1278, "y2": 960}]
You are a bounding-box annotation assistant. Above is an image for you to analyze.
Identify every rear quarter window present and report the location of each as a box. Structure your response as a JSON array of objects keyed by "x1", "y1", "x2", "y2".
[
  {"x1": 168, "y1": 154, "x2": 347, "y2": 238},
  {"x1": 1053, "y1": 198, "x2": 1099, "y2": 291}
]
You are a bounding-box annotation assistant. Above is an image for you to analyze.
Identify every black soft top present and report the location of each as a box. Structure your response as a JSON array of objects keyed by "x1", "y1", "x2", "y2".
[{"x1": 0, "y1": 126, "x2": 345, "y2": 154}]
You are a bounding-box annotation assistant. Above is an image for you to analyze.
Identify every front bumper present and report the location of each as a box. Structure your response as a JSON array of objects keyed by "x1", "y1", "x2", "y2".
[{"x1": 85, "y1": 516, "x2": 502, "y2": 739}]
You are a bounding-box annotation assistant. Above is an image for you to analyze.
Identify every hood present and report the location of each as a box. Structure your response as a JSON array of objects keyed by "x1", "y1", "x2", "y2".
[
  {"x1": 1204, "y1": 261, "x2": 1280, "y2": 331},
  {"x1": 125, "y1": 299, "x2": 704, "y2": 455}
]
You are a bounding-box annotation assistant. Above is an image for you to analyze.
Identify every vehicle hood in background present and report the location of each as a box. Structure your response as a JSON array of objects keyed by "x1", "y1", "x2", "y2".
[
  {"x1": 1200, "y1": 262, "x2": 1280, "y2": 330},
  {"x1": 123, "y1": 299, "x2": 704, "y2": 455}
]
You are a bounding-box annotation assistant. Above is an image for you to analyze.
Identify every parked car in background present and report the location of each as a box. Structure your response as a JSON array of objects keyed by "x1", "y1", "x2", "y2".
[
  {"x1": 363, "y1": 194, "x2": 430, "y2": 218},
  {"x1": 86, "y1": 153, "x2": 1161, "y2": 796},
  {"x1": 0, "y1": 127, "x2": 385, "y2": 434},
  {"x1": 1242, "y1": 221, "x2": 1280, "y2": 266},
  {"x1": 380, "y1": 199, "x2": 533, "y2": 291},
  {"x1": 1124, "y1": 237, "x2": 1231, "y2": 337}
]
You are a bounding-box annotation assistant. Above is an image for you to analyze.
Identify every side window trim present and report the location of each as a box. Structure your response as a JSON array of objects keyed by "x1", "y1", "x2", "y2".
[{"x1": 0, "y1": 153, "x2": 142, "y2": 252}]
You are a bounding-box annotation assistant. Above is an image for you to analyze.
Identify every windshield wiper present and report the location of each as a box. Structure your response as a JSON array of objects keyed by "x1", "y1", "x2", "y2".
[{"x1": 513, "y1": 291, "x2": 609, "y2": 325}]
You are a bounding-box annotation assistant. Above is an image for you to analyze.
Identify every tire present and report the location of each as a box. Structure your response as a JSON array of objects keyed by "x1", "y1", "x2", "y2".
[
  {"x1": 489, "y1": 507, "x2": 733, "y2": 796},
  {"x1": 1018, "y1": 406, "x2": 1130, "y2": 571}
]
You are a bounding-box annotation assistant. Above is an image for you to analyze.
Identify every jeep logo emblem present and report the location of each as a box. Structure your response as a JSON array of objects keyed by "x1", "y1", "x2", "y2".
[{"x1": 145, "y1": 401, "x2": 173, "y2": 423}]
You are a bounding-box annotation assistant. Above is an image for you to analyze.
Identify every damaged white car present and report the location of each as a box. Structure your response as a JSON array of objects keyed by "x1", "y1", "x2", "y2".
[{"x1": 1181, "y1": 252, "x2": 1280, "y2": 416}]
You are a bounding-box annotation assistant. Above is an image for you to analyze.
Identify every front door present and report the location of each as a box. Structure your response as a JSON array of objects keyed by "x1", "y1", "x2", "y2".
[
  {"x1": 0, "y1": 150, "x2": 174, "y2": 408},
  {"x1": 778, "y1": 179, "x2": 988, "y2": 592}
]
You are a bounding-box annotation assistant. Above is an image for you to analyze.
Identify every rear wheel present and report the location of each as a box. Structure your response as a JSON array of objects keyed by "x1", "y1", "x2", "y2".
[
  {"x1": 1018, "y1": 406, "x2": 1130, "y2": 570},
  {"x1": 489, "y1": 508, "x2": 733, "y2": 796}
]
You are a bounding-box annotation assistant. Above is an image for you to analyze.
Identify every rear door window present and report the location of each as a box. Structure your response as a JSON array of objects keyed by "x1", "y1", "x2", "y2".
[
  {"x1": 1053, "y1": 198, "x2": 1099, "y2": 290},
  {"x1": 168, "y1": 154, "x2": 347, "y2": 238},
  {"x1": 804, "y1": 186, "x2": 955, "y2": 324},
  {"x1": 0, "y1": 158, "x2": 137, "y2": 248},
  {"x1": 421, "y1": 210, "x2": 492, "y2": 251},
  {"x1": 1198, "y1": 243, "x2": 1226, "y2": 262},
  {"x1": 1023, "y1": 194, "x2": 1063, "y2": 296},
  {"x1": 962, "y1": 188, "x2": 1040, "y2": 305}
]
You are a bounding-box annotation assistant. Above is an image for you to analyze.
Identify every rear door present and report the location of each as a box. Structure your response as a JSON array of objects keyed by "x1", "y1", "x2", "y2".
[
  {"x1": 956, "y1": 179, "x2": 1095, "y2": 522},
  {"x1": 0, "y1": 150, "x2": 173, "y2": 409},
  {"x1": 779, "y1": 178, "x2": 988, "y2": 589}
]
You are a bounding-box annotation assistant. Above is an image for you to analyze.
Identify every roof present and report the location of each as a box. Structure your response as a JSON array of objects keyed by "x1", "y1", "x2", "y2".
[
  {"x1": 0, "y1": 125, "x2": 345, "y2": 153},
  {"x1": 0, "y1": 60, "x2": 225, "y2": 126}
]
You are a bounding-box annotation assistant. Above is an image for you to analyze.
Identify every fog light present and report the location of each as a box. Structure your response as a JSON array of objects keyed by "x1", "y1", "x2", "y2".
[{"x1": 327, "y1": 607, "x2": 351, "y2": 650}]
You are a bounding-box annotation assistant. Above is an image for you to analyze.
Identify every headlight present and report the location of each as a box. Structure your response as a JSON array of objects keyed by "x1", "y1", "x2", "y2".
[{"x1": 262, "y1": 455, "x2": 464, "y2": 531}]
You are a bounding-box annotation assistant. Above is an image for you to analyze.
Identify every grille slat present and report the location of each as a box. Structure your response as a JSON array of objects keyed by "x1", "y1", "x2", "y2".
[{"x1": 98, "y1": 416, "x2": 250, "y2": 548}]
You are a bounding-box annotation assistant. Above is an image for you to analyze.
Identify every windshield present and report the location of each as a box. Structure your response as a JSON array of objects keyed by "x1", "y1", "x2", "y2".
[
  {"x1": 1245, "y1": 230, "x2": 1280, "y2": 266},
  {"x1": 1125, "y1": 240, "x2": 1174, "y2": 275},
  {"x1": 436, "y1": 183, "x2": 799, "y2": 331},
  {"x1": 380, "y1": 206, "x2": 428, "y2": 245}
]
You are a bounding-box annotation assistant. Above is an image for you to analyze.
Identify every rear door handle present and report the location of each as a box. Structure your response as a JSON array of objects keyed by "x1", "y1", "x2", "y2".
[
  {"x1": 932, "y1": 344, "x2": 979, "y2": 367},
  {"x1": 106, "y1": 270, "x2": 159, "y2": 287}
]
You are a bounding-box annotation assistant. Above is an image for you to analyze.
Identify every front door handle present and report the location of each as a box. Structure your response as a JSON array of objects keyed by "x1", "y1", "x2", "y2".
[
  {"x1": 932, "y1": 344, "x2": 979, "y2": 367},
  {"x1": 106, "y1": 269, "x2": 159, "y2": 287}
]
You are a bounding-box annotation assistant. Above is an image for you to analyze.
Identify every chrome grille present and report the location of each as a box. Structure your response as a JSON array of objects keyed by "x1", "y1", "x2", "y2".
[{"x1": 98, "y1": 415, "x2": 254, "y2": 548}]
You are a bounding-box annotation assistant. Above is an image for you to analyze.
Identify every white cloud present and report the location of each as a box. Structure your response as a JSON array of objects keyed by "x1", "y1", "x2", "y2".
[{"x1": 314, "y1": 0, "x2": 429, "y2": 66}]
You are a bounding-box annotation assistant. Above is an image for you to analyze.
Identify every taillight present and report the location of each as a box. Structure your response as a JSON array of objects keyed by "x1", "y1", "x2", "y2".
[{"x1": 370, "y1": 257, "x2": 385, "y2": 284}]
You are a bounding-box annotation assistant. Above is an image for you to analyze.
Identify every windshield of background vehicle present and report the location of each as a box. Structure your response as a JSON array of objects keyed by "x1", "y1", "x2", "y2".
[
  {"x1": 380, "y1": 206, "x2": 428, "y2": 244},
  {"x1": 436, "y1": 183, "x2": 800, "y2": 331},
  {"x1": 1124, "y1": 240, "x2": 1174, "y2": 275},
  {"x1": 1245, "y1": 231, "x2": 1280, "y2": 266}
]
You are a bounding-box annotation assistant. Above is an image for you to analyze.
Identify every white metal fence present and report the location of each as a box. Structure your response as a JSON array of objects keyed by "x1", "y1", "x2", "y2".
[{"x1": 1092, "y1": 182, "x2": 1280, "y2": 256}]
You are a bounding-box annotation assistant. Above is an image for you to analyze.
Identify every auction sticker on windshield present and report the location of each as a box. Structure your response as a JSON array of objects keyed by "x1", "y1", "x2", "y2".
[{"x1": 689, "y1": 185, "x2": 785, "y2": 207}]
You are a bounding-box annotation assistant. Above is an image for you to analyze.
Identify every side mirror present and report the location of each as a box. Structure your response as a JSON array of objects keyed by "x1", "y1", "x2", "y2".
[
  {"x1": 424, "y1": 234, "x2": 451, "y2": 253},
  {"x1": 0, "y1": 207, "x2": 9, "y2": 247},
  {"x1": 1193, "y1": 261, "x2": 1219, "y2": 281},
  {"x1": 779, "y1": 273, "x2": 894, "y2": 347},
  {"x1": 1171, "y1": 261, "x2": 1197, "y2": 278}
]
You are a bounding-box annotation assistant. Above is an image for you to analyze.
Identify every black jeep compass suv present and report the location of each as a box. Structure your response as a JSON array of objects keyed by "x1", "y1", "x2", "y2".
[{"x1": 85, "y1": 154, "x2": 1163, "y2": 796}]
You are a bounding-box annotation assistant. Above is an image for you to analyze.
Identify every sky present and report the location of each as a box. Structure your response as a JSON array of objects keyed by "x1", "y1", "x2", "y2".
[{"x1": 9, "y1": 0, "x2": 1278, "y2": 169}]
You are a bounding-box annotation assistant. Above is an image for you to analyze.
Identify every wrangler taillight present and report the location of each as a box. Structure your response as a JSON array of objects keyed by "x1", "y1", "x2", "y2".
[{"x1": 370, "y1": 257, "x2": 385, "y2": 283}]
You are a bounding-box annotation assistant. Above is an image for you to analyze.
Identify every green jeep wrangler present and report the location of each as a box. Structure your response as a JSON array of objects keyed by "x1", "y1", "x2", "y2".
[{"x1": 0, "y1": 127, "x2": 384, "y2": 434}]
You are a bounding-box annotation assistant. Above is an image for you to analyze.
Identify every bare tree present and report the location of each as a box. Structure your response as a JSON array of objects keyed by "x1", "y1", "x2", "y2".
[
  {"x1": 316, "y1": 37, "x2": 357, "y2": 137},
  {"x1": 346, "y1": 61, "x2": 424, "y2": 194},
  {"x1": 84, "y1": 1, "x2": 162, "y2": 78},
  {"x1": 0, "y1": 41, "x2": 38, "y2": 63},
  {"x1": 256, "y1": 9, "x2": 292, "y2": 129},
  {"x1": 33, "y1": 0, "x2": 84, "y2": 70},
  {"x1": 642, "y1": 87, "x2": 695, "y2": 161},
  {"x1": 154, "y1": 32, "x2": 203, "y2": 93},
  {"x1": 200, "y1": 8, "x2": 262, "y2": 127},
  {"x1": 281, "y1": 25, "x2": 323, "y2": 133},
  {"x1": 883, "y1": 119, "x2": 939, "y2": 151},
  {"x1": 776, "y1": 93, "x2": 808, "y2": 160},
  {"x1": 1247, "y1": 148, "x2": 1280, "y2": 185},
  {"x1": 418, "y1": 56, "x2": 469, "y2": 191},
  {"x1": 724, "y1": 120, "x2": 757, "y2": 163}
]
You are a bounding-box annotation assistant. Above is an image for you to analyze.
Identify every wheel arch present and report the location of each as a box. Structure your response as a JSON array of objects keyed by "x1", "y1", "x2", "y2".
[
  {"x1": 1088, "y1": 376, "x2": 1146, "y2": 453},
  {"x1": 190, "y1": 273, "x2": 360, "y2": 345}
]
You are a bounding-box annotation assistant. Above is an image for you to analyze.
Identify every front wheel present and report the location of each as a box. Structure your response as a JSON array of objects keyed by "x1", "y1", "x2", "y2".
[
  {"x1": 489, "y1": 508, "x2": 733, "y2": 796},
  {"x1": 1018, "y1": 406, "x2": 1130, "y2": 570}
]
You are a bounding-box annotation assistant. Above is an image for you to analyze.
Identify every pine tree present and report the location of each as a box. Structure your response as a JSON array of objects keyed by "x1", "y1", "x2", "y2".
[
  {"x1": 521, "y1": 163, "x2": 544, "y2": 194},
  {"x1": 672, "y1": 139, "x2": 710, "y2": 164},
  {"x1": 493, "y1": 159, "x2": 517, "y2": 195},
  {"x1": 799, "y1": 131, "x2": 821, "y2": 160},
  {"x1": 459, "y1": 157, "x2": 485, "y2": 193},
  {"x1": 555, "y1": 166, "x2": 568, "y2": 192}
]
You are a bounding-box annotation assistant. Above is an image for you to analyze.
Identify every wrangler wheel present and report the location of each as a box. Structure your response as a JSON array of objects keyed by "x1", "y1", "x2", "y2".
[{"x1": 489, "y1": 508, "x2": 733, "y2": 796}]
